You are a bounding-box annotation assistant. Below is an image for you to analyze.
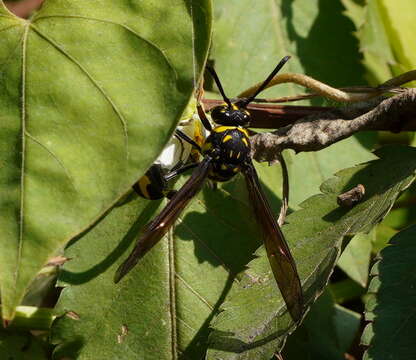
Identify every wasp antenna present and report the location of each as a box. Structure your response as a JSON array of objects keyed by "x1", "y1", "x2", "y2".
[
  {"x1": 206, "y1": 66, "x2": 232, "y2": 107},
  {"x1": 242, "y1": 55, "x2": 291, "y2": 107}
]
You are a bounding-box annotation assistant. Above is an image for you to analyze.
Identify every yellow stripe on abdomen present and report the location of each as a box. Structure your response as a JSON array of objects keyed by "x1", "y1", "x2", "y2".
[{"x1": 137, "y1": 176, "x2": 151, "y2": 199}]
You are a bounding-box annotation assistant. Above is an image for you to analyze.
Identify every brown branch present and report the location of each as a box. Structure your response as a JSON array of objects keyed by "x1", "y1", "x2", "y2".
[{"x1": 250, "y1": 89, "x2": 416, "y2": 162}]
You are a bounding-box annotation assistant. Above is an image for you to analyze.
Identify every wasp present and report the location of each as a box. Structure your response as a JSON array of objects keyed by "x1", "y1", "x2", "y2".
[
  {"x1": 115, "y1": 56, "x2": 304, "y2": 321},
  {"x1": 134, "y1": 114, "x2": 206, "y2": 200}
]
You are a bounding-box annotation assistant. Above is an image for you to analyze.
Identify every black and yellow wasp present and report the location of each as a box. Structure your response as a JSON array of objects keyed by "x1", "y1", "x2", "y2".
[
  {"x1": 115, "y1": 56, "x2": 304, "y2": 321},
  {"x1": 133, "y1": 115, "x2": 206, "y2": 200}
]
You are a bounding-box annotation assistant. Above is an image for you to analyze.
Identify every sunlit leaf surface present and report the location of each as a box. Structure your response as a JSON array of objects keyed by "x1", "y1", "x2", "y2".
[{"x1": 0, "y1": 0, "x2": 211, "y2": 319}]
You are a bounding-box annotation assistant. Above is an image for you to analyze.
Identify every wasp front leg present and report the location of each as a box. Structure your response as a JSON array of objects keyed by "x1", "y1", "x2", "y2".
[{"x1": 197, "y1": 102, "x2": 213, "y2": 132}]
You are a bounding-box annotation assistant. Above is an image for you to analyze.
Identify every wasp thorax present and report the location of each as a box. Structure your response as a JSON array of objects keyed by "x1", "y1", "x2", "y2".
[{"x1": 210, "y1": 104, "x2": 251, "y2": 127}]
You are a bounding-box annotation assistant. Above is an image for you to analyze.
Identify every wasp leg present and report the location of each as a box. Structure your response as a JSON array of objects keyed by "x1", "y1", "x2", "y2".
[
  {"x1": 197, "y1": 102, "x2": 213, "y2": 132},
  {"x1": 169, "y1": 133, "x2": 186, "y2": 173},
  {"x1": 175, "y1": 129, "x2": 202, "y2": 153},
  {"x1": 163, "y1": 163, "x2": 200, "y2": 199},
  {"x1": 165, "y1": 162, "x2": 199, "y2": 181},
  {"x1": 206, "y1": 180, "x2": 218, "y2": 191}
]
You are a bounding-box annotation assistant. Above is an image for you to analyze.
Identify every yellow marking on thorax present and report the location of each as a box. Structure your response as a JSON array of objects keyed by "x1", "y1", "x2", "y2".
[
  {"x1": 138, "y1": 176, "x2": 151, "y2": 199},
  {"x1": 222, "y1": 135, "x2": 233, "y2": 143},
  {"x1": 242, "y1": 138, "x2": 249, "y2": 147},
  {"x1": 237, "y1": 128, "x2": 250, "y2": 138},
  {"x1": 213, "y1": 125, "x2": 238, "y2": 133}
]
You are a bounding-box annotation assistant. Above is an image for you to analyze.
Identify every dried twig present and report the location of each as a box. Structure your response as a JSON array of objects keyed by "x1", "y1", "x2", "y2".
[
  {"x1": 277, "y1": 153, "x2": 289, "y2": 226},
  {"x1": 238, "y1": 73, "x2": 384, "y2": 102},
  {"x1": 238, "y1": 70, "x2": 416, "y2": 103},
  {"x1": 250, "y1": 89, "x2": 416, "y2": 162}
]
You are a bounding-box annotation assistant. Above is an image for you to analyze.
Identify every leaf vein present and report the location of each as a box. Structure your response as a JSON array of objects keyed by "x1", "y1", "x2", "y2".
[
  {"x1": 25, "y1": 131, "x2": 76, "y2": 189},
  {"x1": 16, "y1": 24, "x2": 29, "y2": 287},
  {"x1": 176, "y1": 217, "x2": 232, "y2": 275},
  {"x1": 176, "y1": 316, "x2": 197, "y2": 332},
  {"x1": 33, "y1": 14, "x2": 178, "y2": 80},
  {"x1": 175, "y1": 273, "x2": 214, "y2": 310},
  {"x1": 0, "y1": 23, "x2": 20, "y2": 33},
  {"x1": 29, "y1": 24, "x2": 130, "y2": 160}
]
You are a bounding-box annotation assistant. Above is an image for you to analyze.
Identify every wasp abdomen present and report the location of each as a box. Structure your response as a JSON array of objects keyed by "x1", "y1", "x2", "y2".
[{"x1": 133, "y1": 164, "x2": 167, "y2": 200}]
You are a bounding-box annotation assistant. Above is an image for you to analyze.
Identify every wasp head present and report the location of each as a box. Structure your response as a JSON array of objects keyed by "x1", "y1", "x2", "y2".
[
  {"x1": 210, "y1": 102, "x2": 251, "y2": 127},
  {"x1": 207, "y1": 56, "x2": 291, "y2": 128}
]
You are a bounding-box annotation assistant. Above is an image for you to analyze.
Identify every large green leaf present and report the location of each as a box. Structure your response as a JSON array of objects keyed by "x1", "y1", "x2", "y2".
[
  {"x1": 362, "y1": 225, "x2": 416, "y2": 360},
  {"x1": 283, "y1": 290, "x2": 361, "y2": 360},
  {"x1": 207, "y1": 146, "x2": 416, "y2": 359},
  {"x1": 0, "y1": 0, "x2": 211, "y2": 320},
  {"x1": 50, "y1": 161, "x2": 285, "y2": 359},
  {"x1": 211, "y1": 0, "x2": 376, "y2": 208}
]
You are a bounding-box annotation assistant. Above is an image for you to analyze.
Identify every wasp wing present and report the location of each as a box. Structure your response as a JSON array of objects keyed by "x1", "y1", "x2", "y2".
[
  {"x1": 243, "y1": 160, "x2": 303, "y2": 321},
  {"x1": 114, "y1": 157, "x2": 212, "y2": 283}
]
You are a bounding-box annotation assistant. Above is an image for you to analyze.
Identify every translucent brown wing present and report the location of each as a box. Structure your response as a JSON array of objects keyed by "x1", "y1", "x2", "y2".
[
  {"x1": 243, "y1": 160, "x2": 303, "y2": 321},
  {"x1": 114, "y1": 157, "x2": 212, "y2": 283}
]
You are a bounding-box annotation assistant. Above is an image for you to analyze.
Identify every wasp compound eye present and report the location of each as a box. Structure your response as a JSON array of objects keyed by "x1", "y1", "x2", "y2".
[{"x1": 210, "y1": 105, "x2": 251, "y2": 127}]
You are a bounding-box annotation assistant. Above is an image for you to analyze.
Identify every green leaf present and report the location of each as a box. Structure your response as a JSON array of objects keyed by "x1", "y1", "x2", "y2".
[
  {"x1": 379, "y1": 0, "x2": 416, "y2": 79},
  {"x1": 330, "y1": 278, "x2": 366, "y2": 304},
  {"x1": 343, "y1": 0, "x2": 416, "y2": 85},
  {"x1": 50, "y1": 161, "x2": 284, "y2": 359},
  {"x1": 362, "y1": 224, "x2": 416, "y2": 360},
  {"x1": 283, "y1": 291, "x2": 361, "y2": 360},
  {"x1": 333, "y1": 304, "x2": 361, "y2": 353},
  {"x1": 2, "y1": 306, "x2": 55, "y2": 331},
  {"x1": 373, "y1": 223, "x2": 397, "y2": 253},
  {"x1": 341, "y1": 0, "x2": 394, "y2": 84},
  {"x1": 382, "y1": 208, "x2": 411, "y2": 229},
  {"x1": 0, "y1": 328, "x2": 48, "y2": 359},
  {"x1": 0, "y1": 0, "x2": 211, "y2": 320},
  {"x1": 338, "y1": 230, "x2": 374, "y2": 287},
  {"x1": 211, "y1": 0, "x2": 376, "y2": 208},
  {"x1": 207, "y1": 146, "x2": 416, "y2": 359}
]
